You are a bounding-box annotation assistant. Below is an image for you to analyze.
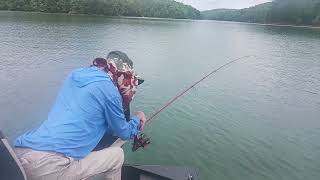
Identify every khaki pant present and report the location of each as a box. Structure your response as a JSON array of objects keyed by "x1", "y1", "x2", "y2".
[{"x1": 14, "y1": 140, "x2": 125, "y2": 180}]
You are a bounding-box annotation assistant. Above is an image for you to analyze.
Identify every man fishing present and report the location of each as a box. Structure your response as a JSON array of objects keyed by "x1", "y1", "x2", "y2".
[{"x1": 14, "y1": 51, "x2": 146, "y2": 180}]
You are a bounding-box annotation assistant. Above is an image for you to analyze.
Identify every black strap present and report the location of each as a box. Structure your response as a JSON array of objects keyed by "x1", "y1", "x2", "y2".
[
  {"x1": 124, "y1": 106, "x2": 131, "y2": 122},
  {"x1": 0, "y1": 130, "x2": 5, "y2": 139}
]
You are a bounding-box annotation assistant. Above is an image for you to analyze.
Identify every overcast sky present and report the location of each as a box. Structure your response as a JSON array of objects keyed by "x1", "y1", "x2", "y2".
[{"x1": 176, "y1": 0, "x2": 271, "y2": 11}]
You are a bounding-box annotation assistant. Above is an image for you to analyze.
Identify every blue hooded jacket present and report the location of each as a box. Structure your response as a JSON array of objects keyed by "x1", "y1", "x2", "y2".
[{"x1": 15, "y1": 66, "x2": 140, "y2": 159}]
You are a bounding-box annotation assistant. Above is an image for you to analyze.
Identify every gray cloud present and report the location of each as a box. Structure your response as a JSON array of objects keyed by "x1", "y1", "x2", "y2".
[{"x1": 177, "y1": 0, "x2": 271, "y2": 11}]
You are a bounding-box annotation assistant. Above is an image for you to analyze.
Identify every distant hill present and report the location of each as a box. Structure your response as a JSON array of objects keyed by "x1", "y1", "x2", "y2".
[
  {"x1": 201, "y1": 0, "x2": 320, "y2": 26},
  {"x1": 0, "y1": 0, "x2": 201, "y2": 19},
  {"x1": 266, "y1": 0, "x2": 320, "y2": 25},
  {"x1": 201, "y1": 2, "x2": 272, "y2": 23}
]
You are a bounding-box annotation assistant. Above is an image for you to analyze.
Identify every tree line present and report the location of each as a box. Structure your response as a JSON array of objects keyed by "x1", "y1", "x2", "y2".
[
  {"x1": 0, "y1": 0, "x2": 201, "y2": 19},
  {"x1": 1, "y1": 0, "x2": 320, "y2": 25},
  {"x1": 267, "y1": 0, "x2": 320, "y2": 25},
  {"x1": 201, "y1": 3, "x2": 272, "y2": 24},
  {"x1": 201, "y1": 0, "x2": 320, "y2": 26}
]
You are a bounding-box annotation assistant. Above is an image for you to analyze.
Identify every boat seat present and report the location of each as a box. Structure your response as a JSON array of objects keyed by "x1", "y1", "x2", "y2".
[{"x1": 0, "y1": 130, "x2": 27, "y2": 180}]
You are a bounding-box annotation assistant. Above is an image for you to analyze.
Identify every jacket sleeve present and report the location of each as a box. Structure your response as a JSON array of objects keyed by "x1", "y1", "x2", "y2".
[{"x1": 104, "y1": 96, "x2": 140, "y2": 140}]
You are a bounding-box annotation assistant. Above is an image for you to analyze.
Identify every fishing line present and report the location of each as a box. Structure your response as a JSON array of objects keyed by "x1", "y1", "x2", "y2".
[
  {"x1": 146, "y1": 55, "x2": 255, "y2": 123},
  {"x1": 131, "y1": 55, "x2": 255, "y2": 151}
]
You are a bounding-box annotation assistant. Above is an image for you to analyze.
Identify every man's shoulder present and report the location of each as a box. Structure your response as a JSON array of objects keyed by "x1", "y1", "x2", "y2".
[
  {"x1": 86, "y1": 76, "x2": 121, "y2": 101},
  {"x1": 68, "y1": 66, "x2": 121, "y2": 102}
]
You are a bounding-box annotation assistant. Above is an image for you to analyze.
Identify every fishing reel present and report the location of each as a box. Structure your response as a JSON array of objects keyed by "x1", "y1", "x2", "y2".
[{"x1": 132, "y1": 133, "x2": 151, "y2": 152}]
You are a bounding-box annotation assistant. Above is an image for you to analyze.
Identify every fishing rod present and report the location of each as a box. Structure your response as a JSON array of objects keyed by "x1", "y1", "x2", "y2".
[
  {"x1": 132, "y1": 55, "x2": 254, "y2": 151},
  {"x1": 146, "y1": 55, "x2": 253, "y2": 123}
]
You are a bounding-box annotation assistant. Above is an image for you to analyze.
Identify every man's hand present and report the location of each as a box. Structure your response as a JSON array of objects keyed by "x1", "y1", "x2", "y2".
[{"x1": 135, "y1": 111, "x2": 147, "y2": 130}]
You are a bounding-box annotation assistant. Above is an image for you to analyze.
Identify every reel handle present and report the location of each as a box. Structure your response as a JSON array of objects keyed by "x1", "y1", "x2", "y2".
[{"x1": 132, "y1": 133, "x2": 151, "y2": 152}]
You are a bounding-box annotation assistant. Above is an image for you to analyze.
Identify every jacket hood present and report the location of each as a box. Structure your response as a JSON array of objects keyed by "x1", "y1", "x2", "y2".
[{"x1": 71, "y1": 67, "x2": 110, "y2": 88}]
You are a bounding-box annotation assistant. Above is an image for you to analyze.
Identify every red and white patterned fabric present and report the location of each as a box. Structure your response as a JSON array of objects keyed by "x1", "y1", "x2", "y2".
[{"x1": 93, "y1": 58, "x2": 138, "y2": 111}]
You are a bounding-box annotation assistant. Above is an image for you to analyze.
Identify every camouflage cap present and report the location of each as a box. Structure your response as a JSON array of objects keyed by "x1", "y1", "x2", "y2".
[{"x1": 107, "y1": 51, "x2": 144, "y2": 85}]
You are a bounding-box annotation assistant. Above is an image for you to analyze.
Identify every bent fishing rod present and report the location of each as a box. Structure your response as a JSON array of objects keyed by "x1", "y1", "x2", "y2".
[
  {"x1": 146, "y1": 55, "x2": 253, "y2": 123},
  {"x1": 130, "y1": 55, "x2": 254, "y2": 151}
]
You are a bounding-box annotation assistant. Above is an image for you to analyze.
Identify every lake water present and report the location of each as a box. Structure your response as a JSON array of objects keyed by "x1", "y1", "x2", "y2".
[{"x1": 1, "y1": 11, "x2": 320, "y2": 180}]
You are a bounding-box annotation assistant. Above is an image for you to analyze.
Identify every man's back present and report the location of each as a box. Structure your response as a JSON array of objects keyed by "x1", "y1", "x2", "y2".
[
  {"x1": 15, "y1": 67, "x2": 122, "y2": 159},
  {"x1": 13, "y1": 52, "x2": 145, "y2": 180}
]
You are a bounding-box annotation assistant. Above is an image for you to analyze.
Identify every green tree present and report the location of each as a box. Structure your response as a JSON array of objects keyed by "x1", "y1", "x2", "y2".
[
  {"x1": 313, "y1": 15, "x2": 320, "y2": 25},
  {"x1": 0, "y1": 0, "x2": 201, "y2": 19},
  {"x1": 201, "y1": 0, "x2": 320, "y2": 26},
  {"x1": 56, "y1": 0, "x2": 71, "y2": 13},
  {"x1": 0, "y1": 0, "x2": 8, "y2": 10}
]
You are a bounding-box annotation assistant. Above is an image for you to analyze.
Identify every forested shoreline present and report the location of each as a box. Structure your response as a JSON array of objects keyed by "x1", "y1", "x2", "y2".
[
  {"x1": 201, "y1": 0, "x2": 320, "y2": 26},
  {"x1": 0, "y1": 0, "x2": 201, "y2": 19},
  {"x1": 1, "y1": 0, "x2": 320, "y2": 26}
]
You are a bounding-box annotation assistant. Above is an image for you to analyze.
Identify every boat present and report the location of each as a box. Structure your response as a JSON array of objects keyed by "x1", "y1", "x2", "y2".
[
  {"x1": 0, "y1": 130, "x2": 199, "y2": 180},
  {"x1": 122, "y1": 165, "x2": 198, "y2": 180}
]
